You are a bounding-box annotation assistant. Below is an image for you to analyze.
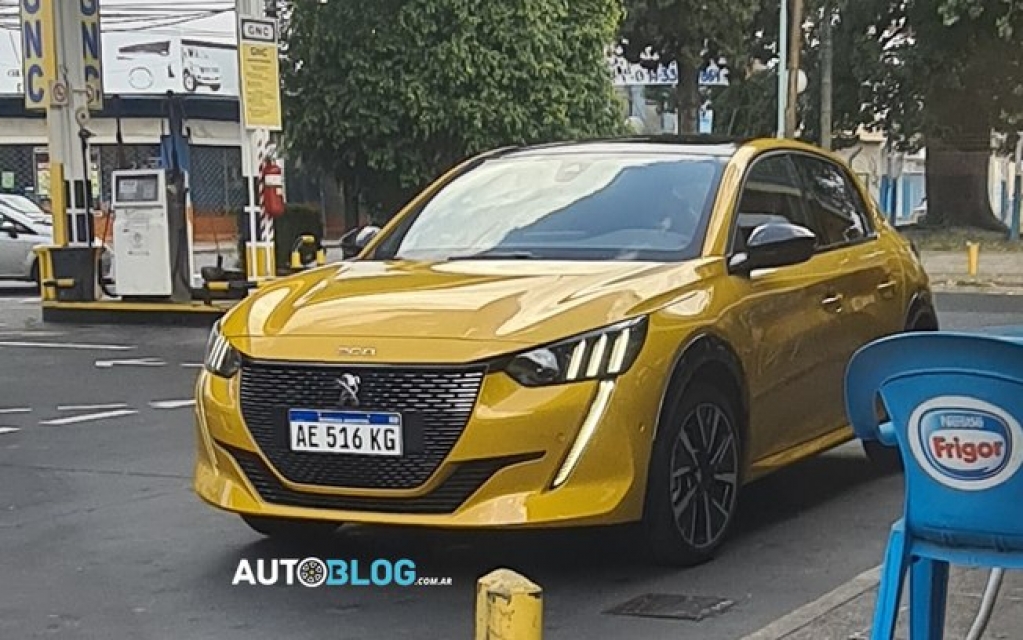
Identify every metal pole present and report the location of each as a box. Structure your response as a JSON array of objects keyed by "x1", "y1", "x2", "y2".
[
  {"x1": 966, "y1": 568, "x2": 1004, "y2": 640},
  {"x1": 820, "y1": 0, "x2": 833, "y2": 150},
  {"x1": 785, "y1": 0, "x2": 803, "y2": 138},
  {"x1": 1012, "y1": 135, "x2": 1022, "y2": 242},
  {"x1": 236, "y1": 0, "x2": 274, "y2": 279},
  {"x1": 777, "y1": 0, "x2": 788, "y2": 138}
]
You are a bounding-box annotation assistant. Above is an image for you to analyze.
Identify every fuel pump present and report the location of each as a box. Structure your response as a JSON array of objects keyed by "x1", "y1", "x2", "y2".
[{"x1": 109, "y1": 92, "x2": 193, "y2": 302}]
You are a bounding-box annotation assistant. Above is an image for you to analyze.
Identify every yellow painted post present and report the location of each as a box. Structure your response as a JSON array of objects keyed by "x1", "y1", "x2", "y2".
[
  {"x1": 967, "y1": 241, "x2": 980, "y2": 277},
  {"x1": 475, "y1": 569, "x2": 543, "y2": 640},
  {"x1": 49, "y1": 161, "x2": 66, "y2": 246}
]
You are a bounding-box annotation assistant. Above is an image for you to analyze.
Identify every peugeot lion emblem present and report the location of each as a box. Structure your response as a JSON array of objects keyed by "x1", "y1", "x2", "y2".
[{"x1": 336, "y1": 373, "x2": 361, "y2": 407}]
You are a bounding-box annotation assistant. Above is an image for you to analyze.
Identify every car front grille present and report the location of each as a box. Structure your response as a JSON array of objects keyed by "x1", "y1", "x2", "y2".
[
  {"x1": 238, "y1": 360, "x2": 487, "y2": 490},
  {"x1": 222, "y1": 443, "x2": 542, "y2": 514}
]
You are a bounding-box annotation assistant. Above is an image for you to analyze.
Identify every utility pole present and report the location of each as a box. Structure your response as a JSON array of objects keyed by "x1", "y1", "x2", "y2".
[
  {"x1": 776, "y1": 0, "x2": 788, "y2": 137},
  {"x1": 820, "y1": 0, "x2": 834, "y2": 150},
  {"x1": 785, "y1": 0, "x2": 803, "y2": 138},
  {"x1": 236, "y1": 0, "x2": 282, "y2": 280}
]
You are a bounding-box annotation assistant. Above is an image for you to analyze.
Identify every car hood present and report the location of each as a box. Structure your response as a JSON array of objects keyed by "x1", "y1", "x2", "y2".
[{"x1": 223, "y1": 258, "x2": 718, "y2": 346}]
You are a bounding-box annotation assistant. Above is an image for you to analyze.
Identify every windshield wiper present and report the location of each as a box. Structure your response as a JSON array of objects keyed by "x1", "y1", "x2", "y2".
[{"x1": 447, "y1": 250, "x2": 541, "y2": 261}]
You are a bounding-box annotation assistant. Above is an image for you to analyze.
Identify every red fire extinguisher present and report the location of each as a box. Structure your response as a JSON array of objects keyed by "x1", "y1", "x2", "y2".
[{"x1": 260, "y1": 159, "x2": 286, "y2": 218}]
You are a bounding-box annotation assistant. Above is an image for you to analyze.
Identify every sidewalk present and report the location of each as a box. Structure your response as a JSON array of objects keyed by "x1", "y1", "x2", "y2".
[
  {"x1": 743, "y1": 566, "x2": 1023, "y2": 640},
  {"x1": 922, "y1": 251, "x2": 1023, "y2": 293}
]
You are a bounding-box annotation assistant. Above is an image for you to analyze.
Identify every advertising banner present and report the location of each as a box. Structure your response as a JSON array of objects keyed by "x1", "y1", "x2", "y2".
[{"x1": 0, "y1": 14, "x2": 239, "y2": 98}]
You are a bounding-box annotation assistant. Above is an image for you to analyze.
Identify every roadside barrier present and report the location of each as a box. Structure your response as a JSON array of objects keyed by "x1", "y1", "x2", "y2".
[{"x1": 475, "y1": 569, "x2": 543, "y2": 640}]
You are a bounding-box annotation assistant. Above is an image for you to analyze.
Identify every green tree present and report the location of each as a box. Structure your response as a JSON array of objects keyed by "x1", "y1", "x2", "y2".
[
  {"x1": 705, "y1": 0, "x2": 1023, "y2": 230},
  {"x1": 619, "y1": 0, "x2": 760, "y2": 134},
  {"x1": 282, "y1": 0, "x2": 627, "y2": 222},
  {"x1": 869, "y1": 0, "x2": 1023, "y2": 229},
  {"x1": 711, "y1": 0, "x2": 885, "y2": 147}
]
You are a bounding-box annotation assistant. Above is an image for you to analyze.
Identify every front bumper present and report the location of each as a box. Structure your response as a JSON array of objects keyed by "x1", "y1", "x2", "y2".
[{"x1": 193, "y1": 359, "x2": 662, "y2": 528}]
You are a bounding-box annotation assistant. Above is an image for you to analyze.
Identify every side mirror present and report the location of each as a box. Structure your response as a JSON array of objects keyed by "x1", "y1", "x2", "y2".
[
  {"x1": 729, "y1": 222, "x2": 816, "y2": 274},
  {"x1": 0, "y1": 220, "x2": 17, "y2": 238},
  {"x1": 340, "y1": 225, "x2": 381, "y2": 259}
]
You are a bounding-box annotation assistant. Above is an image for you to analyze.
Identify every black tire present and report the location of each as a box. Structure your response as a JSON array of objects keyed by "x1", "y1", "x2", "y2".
[
  {"x1": 240, "y1": 515, "x2": 339, "y2": 541},
  {"x1": 643, "y1": 383, "x2": 743, "y2": 567},
  {"x1": 29, "y1": 259, "x2": 40, "y2": 292},
  {"x1": 183, "y1": 72, "x2": 196, "y2": 92},
  {"x1": 210, "y1": 84, "x2": 221, "y2": 92}
]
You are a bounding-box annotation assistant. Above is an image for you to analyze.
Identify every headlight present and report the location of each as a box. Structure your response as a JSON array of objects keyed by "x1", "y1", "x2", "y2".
[
  {"x1": 502, "y1": 317, "x2": 648, "y2": 387},
  {"x1": 204, "y1": 321, "x2": 240, "y2": 378}
]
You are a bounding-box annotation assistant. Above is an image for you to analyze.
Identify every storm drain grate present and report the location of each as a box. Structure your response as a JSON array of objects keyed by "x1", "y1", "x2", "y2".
[{"x1": 604, "y1": 593, "x2": 735, "y2": 621}]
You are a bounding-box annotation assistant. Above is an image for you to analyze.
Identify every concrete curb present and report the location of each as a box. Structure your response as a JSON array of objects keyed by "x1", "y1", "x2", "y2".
[{"x1": 738, "y1": 565, "x2": 881, "y2": 640}]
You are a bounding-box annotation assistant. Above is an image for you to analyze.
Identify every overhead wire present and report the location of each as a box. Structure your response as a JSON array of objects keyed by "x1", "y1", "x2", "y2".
[{"x1": 0, "y1": 2, "x2": 236, "y2": 34}]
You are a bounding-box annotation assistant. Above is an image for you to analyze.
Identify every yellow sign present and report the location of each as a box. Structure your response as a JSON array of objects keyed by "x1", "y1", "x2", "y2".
[
  {"x1": 20, "y1": 0, "x2": 57, "y2": 110},
  {"x1": 238, "y1": 17, "x2": 282, "y2": 130},
  {"x1": 79, "y1": 0, "x2": 103, "y2": 111}
]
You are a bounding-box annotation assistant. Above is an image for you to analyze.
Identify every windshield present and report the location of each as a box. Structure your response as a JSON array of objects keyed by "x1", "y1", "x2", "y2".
[{"x1": 374, "y1": 152, "x2": 725, "y2": 262}]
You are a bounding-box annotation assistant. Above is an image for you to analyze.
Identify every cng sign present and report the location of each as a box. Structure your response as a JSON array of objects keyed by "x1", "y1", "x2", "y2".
[
  {"x1": 237, "y1": 16, "x2": 282, "y2": 130},
  {"x1": 241, "y1": 19, "x2": 276, "y2": 43},
  {"x1": 80, "y1": 0, "x2": 103, "y2": 110},
  {"x1": 19, "y1": 0, "x2": 103, "y2": 110},
  {"x1": 19, "y1": 0, "x2": 56, "y2": 109}
]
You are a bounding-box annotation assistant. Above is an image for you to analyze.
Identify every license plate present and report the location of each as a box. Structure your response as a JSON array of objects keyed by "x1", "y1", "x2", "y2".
[{"x1": 288, "y1": 409, "x2": 403, "y2": 456}]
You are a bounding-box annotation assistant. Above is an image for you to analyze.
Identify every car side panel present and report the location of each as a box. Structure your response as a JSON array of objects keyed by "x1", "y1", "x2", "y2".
[
  {"x1": 711, "y1": 259, "x2": 842, "y2": 462},
  {"x1": 803, "y1": 241, "x2": 905, "y2": 438}
]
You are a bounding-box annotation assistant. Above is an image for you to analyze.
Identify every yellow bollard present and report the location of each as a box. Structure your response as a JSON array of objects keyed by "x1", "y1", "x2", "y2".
[
  {"x1": 475, "y1": 569, "x2": 543, "y2": 640},
  {"x1": 967, "y1": 241, "x2": 980, "y2": 277}
]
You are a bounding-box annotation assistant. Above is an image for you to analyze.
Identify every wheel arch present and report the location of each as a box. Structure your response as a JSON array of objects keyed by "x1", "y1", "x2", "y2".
[
  {"x1": 905, "y1": 289, "x2": 939, "y2": 330},
  {"x1": 653, "y1": 331, "x2": 750, "y2": 449}
]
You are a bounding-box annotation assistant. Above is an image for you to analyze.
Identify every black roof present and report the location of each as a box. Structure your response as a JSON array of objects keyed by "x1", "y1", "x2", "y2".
[{"x1": 502, "y1": 134, "x2": 756, "y2": 159}]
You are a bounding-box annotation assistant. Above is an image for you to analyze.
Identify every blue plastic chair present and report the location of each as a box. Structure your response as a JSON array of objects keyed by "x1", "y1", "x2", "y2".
[{"x1": 845, "y1": 331, "x2": 1023, "y2": 640}]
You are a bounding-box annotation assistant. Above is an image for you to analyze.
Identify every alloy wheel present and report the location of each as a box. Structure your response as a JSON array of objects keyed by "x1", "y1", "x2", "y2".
[{"x1": 669, "y1": 402, "x2": 740, "y2": 550}]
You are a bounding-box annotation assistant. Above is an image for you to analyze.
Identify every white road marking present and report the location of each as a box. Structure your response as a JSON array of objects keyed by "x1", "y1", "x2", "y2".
[
  {"x1": 149, "y1": 399, "x2": 196, "y2": 410},
  {"x1": 0, "y1": 408, "x2": 31, "y2": 415},
  {"x1": 94, "y1": 357, "x2": 165, "y2": 368},
  {"x1": 0, "y1": 341, "x2": 134, "y2": 351},
  {"x1": 57, "y1": 403, "x2": 129, "y2": 412},
  {"x1": 0, "y1": 331, "x2": 66, "y2": 338},
  {"x1": 0, "y1": 427, "x2": 20, "y2": 435},
  {"x1": 739, "y1": 565, "x2": 882, "y2": 640},
  {"x1": 180, "y1": 363, "x2": 204, "y2": 369},
  {"x1": 19, "y1": 297, "x2": 40, "y2": 304},
  {"x1": 40, "y1": 409, "x2": 139, "y2": 426}
]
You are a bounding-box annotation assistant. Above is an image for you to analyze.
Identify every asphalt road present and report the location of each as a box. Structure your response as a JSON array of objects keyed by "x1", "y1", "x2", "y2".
[{"x1": 0, "y1": 289, "x2": 1020, "y2": 640}]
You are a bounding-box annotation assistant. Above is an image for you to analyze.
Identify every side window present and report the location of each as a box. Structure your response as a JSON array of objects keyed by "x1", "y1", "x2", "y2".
[
  {"x1": 733, "y1": 154, "x2": 821, "y2": 251},
  {"x1": 0, "y1": 214, "x2": 30, "y2": 235},
  {"x1": 793, "y1": 155, "x2": 873, "y2": 247}
]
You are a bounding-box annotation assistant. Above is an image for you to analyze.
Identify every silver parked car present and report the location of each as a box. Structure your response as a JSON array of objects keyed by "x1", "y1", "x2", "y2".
[{"x1": 0, "y1": 194, "x2": 111, "y2": 287}]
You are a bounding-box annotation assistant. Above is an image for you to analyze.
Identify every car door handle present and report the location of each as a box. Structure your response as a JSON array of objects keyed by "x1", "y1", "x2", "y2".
[
  {"x1": 877, "y1": 280, "x2": 897, "y2": 299},
  {"x1": 821, "y1": 293, "x2": 844, "y2": 312}
]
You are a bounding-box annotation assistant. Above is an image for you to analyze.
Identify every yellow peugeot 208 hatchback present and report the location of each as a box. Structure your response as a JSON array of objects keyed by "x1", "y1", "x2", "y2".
[{"x1": 194, "y1": 136, "x2": 935, "y2": 566}]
